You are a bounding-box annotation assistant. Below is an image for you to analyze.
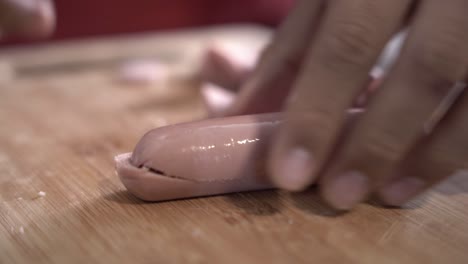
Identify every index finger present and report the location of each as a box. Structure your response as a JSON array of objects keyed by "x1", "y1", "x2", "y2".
[{"x1": 269, "y1": 0, "x2": 412, "y2": 191}]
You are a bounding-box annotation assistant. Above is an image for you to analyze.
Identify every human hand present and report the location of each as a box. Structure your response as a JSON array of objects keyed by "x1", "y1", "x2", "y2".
[
  {"x1": 222, "y1": 0, "x2": 468, "y2": 210},
  {"x1": 0, "y1": 0, "x2": 55, "y2": 39}
]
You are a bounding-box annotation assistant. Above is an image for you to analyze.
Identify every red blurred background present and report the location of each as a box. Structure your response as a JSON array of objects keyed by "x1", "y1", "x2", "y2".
[{"x1": 1, "y1": 0, "x2": 294, "y2": 46}]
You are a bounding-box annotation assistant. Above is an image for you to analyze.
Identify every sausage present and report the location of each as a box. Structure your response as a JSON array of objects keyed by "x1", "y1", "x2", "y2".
[
  {"x1": 115, "y1": 109, "x2": 363, "y2": 202},
  {"x1": 115, "y1": 113, "x2": 283, "y2": 201}
]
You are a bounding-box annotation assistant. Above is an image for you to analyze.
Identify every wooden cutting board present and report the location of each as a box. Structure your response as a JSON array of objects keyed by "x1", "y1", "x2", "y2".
[{"x1": 0, "y1": 25, "x2": 467, "y2": 264}]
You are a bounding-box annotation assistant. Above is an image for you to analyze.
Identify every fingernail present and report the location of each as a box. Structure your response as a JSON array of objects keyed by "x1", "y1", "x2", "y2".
[
  {"x1": 7, "y1": 0, "x2": 36, "y2": 12},
  {"x1": 28, "y1": 0, "x2": 56, "y2": 36},
  {"x1": 270, "y1": 147, "x2": 315, "y2": 191},
  {"x1": 323, "y1": 171, "x2": 369, "y2": 210},
  {"x1": 200, "y1": 83, "x2": 236, "y2": 117},
  {"x1": 6, "y1": 0, "x2": 55, "y2": 37},
  {"x1": 379, "y1": 177, "x2": 425, "y2": 206}
]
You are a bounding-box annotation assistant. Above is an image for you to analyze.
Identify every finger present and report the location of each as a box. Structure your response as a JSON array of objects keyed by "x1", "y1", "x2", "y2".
[
  {"x1": 354, "y1": 76, "x2": 384, "y2": 108},
  {"x1": 321, "y1": 0, "x2": 468, "y2": 210},
  {"x1": 269, "y1": 0, "x2": 411, "y2": 191},
  {"x1": 199, "y1": 42, "x2": 260, "y2": 91},
  {"x1": 200, "y1": 83, "x2": 237, "y2": 117},
  {"x1": 0, "y1": 0, "x2": 55, "y2": 38},
  {"x1": 222, "y1": 0, "x2": 325, "y2": 116},
  {"x1": 372, "y1": 29, "x2": 407, "y2": 79},
  {"x1": 198, "y1": 45, "x2": 378, "y2": 116},
  {"x1": 355, "y1": 32, "x2": 407, "y2": 107},
  {"x1": 202, "y1": 78, "x2": 380, "y2": 118},
  {"x1": 379, "y1": 83, "x2": 467, "y2": 206},
  {"x1": 355, "y1": 31, "x2": 407, "y2": 107}
]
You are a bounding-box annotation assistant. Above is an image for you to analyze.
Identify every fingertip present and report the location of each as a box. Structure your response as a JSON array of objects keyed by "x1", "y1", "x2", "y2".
[
  {"x1": 378, "y1": 177, "x2": 425, "y2": 207},
  {"x1": 200, "y1": 40, "x2": 257, "y2": 91},
  {"x1": 200, "y1": 82, "x2": 236, "y2": 117},
  {"x1": 268, "y1": 130, "x2": 316, "y2": 192},
  {"x1": 321, "y1": 171, "x2": 370, "y2": 211}
]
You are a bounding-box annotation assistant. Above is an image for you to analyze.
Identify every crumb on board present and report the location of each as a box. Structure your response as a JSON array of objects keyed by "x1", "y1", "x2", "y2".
[
  {"x1": 19, "y1": 226, "x2": 24, "y2": 234},
  {"x1": 32, "y1": 191, "x2": 47, "y2": 200}
]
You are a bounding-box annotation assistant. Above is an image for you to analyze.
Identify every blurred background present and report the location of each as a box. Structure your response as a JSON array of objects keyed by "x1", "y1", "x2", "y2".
[{"x1": 1, "y1": 0, "x2": 294, "y2": 46}]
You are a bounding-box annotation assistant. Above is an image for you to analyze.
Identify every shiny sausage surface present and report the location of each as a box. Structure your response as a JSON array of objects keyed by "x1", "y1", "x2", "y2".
[{"x1": 116, "y1": 113, "x2": 283, "y2": 201}]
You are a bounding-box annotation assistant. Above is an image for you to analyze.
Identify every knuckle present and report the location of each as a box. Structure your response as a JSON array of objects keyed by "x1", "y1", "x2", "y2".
[{"x1": 320, "y1": 20, "x2": 377, "y2": 72}]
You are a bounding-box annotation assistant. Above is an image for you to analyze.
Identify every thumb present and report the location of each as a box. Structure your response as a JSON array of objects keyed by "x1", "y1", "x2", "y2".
[{"x1": 0, "y1": 0, "x2": 55, "y2": 39}]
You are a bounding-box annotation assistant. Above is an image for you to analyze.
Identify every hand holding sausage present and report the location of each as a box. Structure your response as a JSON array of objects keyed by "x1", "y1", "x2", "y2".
[{"x1": 224, "y1": 0, "x2": 468, "y2": 210}]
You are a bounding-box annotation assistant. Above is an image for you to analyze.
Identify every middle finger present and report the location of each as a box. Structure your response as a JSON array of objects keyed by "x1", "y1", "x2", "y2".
[{"x1": 269, "y1": 0, "x2": 411, "y2": 190}]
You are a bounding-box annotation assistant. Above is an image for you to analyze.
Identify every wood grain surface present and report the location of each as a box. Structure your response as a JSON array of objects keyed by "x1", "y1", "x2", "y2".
[{"x1": 1, "y1": 25, "x2": 468, "y2": 264}]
